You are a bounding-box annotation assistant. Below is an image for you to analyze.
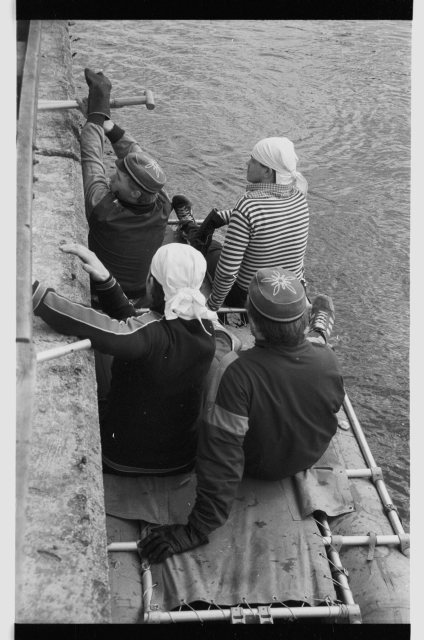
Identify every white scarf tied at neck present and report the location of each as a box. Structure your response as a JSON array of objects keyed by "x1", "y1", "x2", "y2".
[
  {"x1": 150, "y1": 243, "x2": 217, "y2": 334},
  {"x1": 251, "y1": 137, "x2": 308, "y2": 197}
]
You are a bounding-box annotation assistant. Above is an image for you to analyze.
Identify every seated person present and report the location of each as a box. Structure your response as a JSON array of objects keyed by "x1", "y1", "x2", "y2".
[
  {"x1": 171, "y1": 137, "x2": 309, "y2": 311},
  {"x1": 78, "y1": 68, "x2": 172, "y2": 306},
  {"x1": 33, "y1": 243, "x2": 220, "y2": 476},
  {"x1": 138, "y1": 269, "x2": 345, "y2": 561}
]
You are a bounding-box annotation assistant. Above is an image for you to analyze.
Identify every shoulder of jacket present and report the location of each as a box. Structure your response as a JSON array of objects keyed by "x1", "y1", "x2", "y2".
[{"x1": 136, "y1": 309, "x2": 163, "y2": 326}]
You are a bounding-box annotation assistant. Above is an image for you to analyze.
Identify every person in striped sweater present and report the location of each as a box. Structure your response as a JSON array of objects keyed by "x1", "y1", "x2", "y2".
[{"x1": 172, "y1": 137, "x2": 310, "y2": 312}]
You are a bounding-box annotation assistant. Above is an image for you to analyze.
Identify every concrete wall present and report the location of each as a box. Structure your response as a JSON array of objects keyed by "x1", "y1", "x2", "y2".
[{"x1": 18, "y1": 21, "x2": 111, "y2": 623}]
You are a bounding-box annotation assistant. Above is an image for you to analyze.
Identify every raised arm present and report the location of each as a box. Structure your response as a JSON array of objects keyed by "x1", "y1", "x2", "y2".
[
  {"x1": 60, "y1": 243, "x2": 136, "y2": 320},
  {"x1": 33, "y1": 282, "x2": 160, "y2": 360}
]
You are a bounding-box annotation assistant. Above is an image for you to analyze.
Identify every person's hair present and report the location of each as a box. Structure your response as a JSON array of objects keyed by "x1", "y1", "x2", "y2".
[
  {"x1": 246, "y1": 297, "x2": 308, "y2": 346},
  {"x1": 259, "y1": 161, "x2": 276, "y2": 183},
  {"x1": 150, "y1": 275, "x2": 165, "y2": 314}
]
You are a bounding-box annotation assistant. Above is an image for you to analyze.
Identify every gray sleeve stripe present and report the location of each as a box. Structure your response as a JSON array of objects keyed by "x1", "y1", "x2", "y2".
[
  {"x1": 43, "y1": 291, "x2": 161, "y2": 336},
  {"x1": 205, "y1": 403, "x2": 249, "y2": 437}
]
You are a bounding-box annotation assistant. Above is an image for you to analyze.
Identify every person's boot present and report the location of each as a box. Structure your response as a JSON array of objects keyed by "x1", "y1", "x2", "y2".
[
  {"x1": 308, "y1": 294, "x2": 335, "y2": 344},
  {"x1": 171, "y1": 195, "x2": 200, "y2": 243}
]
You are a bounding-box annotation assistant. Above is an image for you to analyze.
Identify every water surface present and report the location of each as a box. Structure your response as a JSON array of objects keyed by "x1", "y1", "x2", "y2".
[{"x1": 70, "y1": 20, "x2": 410, "y2": 526}]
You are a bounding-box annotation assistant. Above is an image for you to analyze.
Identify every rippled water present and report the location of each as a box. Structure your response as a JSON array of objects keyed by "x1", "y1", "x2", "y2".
[{"x1": 69, "y1": 20, "x2": 411, "y2": 527}]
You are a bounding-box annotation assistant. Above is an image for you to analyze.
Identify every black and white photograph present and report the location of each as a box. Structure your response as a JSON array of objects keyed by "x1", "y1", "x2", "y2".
[{"x1": 11, "y1": 2, "x2": 417, "y2": 636}]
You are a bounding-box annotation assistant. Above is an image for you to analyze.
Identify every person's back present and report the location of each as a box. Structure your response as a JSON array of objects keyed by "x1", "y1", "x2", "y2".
[
  {"x1": 101, "y1": 309, "x2": 215, "y2": 473},
  {"x1": 172, "y1": 136, "x2": 310, "y2": 311},
  {"x1": 217, "y1": 337, "x2": 342, "y2": 481},
  {"x1": 33, "y1": 242, "x2": 218, "y2": 476},
  {"x1": 209, "y1": 184, "x2": 309, "y2": 306},
  {"x1": 78, "y1": 68, "x2": 172, "y2": 301},
  {"x1": 87, "y1": 189, "x2": 171, "y2": 296}
]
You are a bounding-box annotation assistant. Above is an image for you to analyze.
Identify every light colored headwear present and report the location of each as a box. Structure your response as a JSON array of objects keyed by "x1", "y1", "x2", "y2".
[
  {"x1": 150, "y1": 243, "x2": 217, "y2": 333},
  {"x1": 251, "y1": 137, "x2": 308, "y2": 197}
]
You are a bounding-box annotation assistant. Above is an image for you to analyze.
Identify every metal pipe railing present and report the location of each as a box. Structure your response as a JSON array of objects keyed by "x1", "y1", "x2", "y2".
[
  {"x1": 108, "y1": 532, "x2": 409, "y2": 554},
  {"x1": 343, "y1": 393, "x2": 407, "y2": 546},
  {"x1": 141, "y1": 603, "x2": 361, "y2": 624},
  {"x1": 36, "y1": 339, "x2": 92, "y2": 363},
  {"x1": 314, "y1": 513, "x2": 360, "y2": 617},
  {"x1": 16, "y1": 19, "x2": 42, "y2": 621}
]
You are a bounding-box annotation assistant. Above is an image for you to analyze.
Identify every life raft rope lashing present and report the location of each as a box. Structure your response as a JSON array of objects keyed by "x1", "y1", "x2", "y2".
[
  {"x1": 313, "y1": 512, "x2": 360, "y2": 619},
  {"x1": 136, "y1": 601, "x2": 362, "y2": 624}
]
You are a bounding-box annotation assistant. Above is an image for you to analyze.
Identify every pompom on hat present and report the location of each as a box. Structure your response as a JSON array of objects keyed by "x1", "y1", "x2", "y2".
[
  {"x1": 248, "y1": 267, "x2": 306, "y2": 322},
  {"x1": 115, "y1": 152, "x2": 166, "y2": 193}
]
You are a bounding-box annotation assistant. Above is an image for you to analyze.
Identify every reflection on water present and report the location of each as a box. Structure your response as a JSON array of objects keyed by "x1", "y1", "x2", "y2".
[{"x1": 70, "y1": 20, "x2": 410, "y2": 526}]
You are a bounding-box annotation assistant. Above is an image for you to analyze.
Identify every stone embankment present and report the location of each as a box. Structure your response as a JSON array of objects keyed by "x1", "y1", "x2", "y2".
[{"x1": 19, "y1": 21, "x2": 111, "y2": 623}]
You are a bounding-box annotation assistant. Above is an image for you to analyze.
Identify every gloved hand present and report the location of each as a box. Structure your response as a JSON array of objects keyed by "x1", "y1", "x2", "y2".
[
  {"x1": 84, "y1": 68, "x2": 112, "y2": 119},
  {"x1": 191, "y1": 208, "x2": 226, "y2": 256},
  {"x1": 137, "y1": 523, "x2": 209, "y2": 564}
]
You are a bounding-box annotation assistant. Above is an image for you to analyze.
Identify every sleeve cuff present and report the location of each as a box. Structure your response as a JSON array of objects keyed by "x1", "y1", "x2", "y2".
[
  {"x1": 206, "y1": 295, "x2": 221, "y2": 312},
  {"x1": 32, "y1": 281, "x2": 50, "y2": 312},
  {"x1": 105, "y1": 123, "x2": 126, "y2": 144},
  {"x1": 94, "y1": 273, "x2": 117, "y2": 291},
  {"x1": 87, "y1": 113, "x2": 107, "y2": 126}
]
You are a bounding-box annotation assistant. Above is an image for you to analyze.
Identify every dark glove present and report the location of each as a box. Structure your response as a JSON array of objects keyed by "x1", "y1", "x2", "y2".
[
  {"x1": 137, "y1": 523, "x2": 209, "y2": 564},
  {"x1": 84, "y1": 68, "x2": 112, "y2": 119},
  {"x1": 191, "y1": 208, "x2": 226, "y2": 255}
]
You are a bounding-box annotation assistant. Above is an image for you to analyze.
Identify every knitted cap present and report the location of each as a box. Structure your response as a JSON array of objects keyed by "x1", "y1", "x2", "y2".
[
  {"x1": 249, "y1": 267, "x2": 306, "y2": 322},
  {"x1": 115, "y1": 152, "x2": 166, "y2": 193}
]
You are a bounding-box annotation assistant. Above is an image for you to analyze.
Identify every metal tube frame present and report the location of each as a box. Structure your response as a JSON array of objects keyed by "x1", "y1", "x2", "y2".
[
  {"x1": 343, "y1": 393, "x2": 408, "y2": 547},
  {"x1": 108, "y1": 531, "x2": 409, "y2": 554},
  {"x1": 36, "y1": 339, "x2": 92, "y2": 363},
  {"x1": 314, "y1": 513, "x2": 360, "y2": 618},
  {"x1": 141, "y1": 603, "x2": 361, "y2": 624},
  {"x1": 38, "y1": 95, "x2": 149, "y2": 111}
]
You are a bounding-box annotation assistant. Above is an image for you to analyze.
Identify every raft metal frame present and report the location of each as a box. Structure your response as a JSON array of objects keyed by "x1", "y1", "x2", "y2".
[
  {"x1": 343, "y1": 394, "x2": 409, "y2": 554},
  {"x1": 106, "y1": 397, "x2": 410, "y2": 624}
]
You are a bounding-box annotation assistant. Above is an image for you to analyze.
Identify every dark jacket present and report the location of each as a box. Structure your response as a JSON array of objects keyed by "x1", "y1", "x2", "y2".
[
  {"x1": 33, "y1": 276, "x2": 216, "y2": 474},
  {"x1": 188, "y1": 339, "x2": 345, "y2": 536},
  {"x1": 81, "y1": 121, "x2": 172, "y2": 297}
]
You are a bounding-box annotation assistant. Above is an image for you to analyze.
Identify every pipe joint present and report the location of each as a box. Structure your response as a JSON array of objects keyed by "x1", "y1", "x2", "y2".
[
  {"x1": 347, "y1": 604, "x2": 362, "y2": 624},
  {"x1": 398, "y1": 533, "x2": 410, "y2": 557},
  {"x1": 370, "y1": 466, "x2": 383, "y2": 483}
]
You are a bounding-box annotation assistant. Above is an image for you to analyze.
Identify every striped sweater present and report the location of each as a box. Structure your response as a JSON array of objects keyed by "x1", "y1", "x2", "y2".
[{"x1": 208, "y1": 184, "x2": 309, "y2": 310}]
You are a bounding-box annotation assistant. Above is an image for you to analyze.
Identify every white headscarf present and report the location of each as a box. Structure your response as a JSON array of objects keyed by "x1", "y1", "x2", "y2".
[
  {"x1": 251, "y1": 137, "x2": 308, "y2": 197},
  {"x1": 150, "y1": 243, "x2": 217, "y2": 333}
]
